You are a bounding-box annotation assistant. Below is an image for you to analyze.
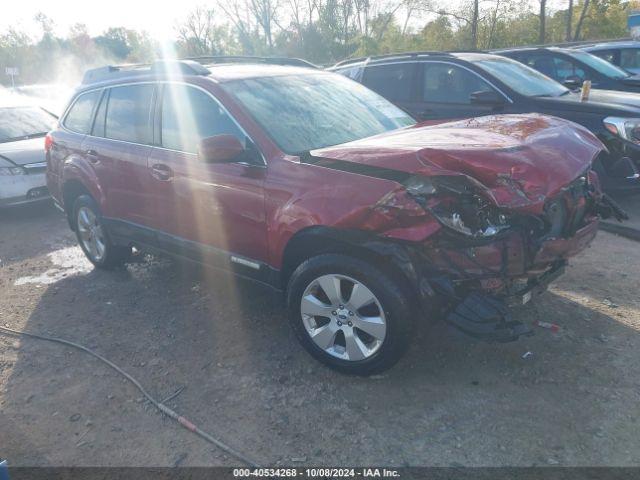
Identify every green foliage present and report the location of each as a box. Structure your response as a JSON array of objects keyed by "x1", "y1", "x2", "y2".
[{"x1": 0, "y1": 0, "x2": 636, "y2": 85}]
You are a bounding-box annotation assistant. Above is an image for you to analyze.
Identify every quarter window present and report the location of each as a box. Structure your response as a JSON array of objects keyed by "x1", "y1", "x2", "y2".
[
  {"x1": 362, "y1": 63, "x2": 415, "y2": 102},
  {"x1": 422, "y1": 63, "x2": 492, "y2": 104},
  {"x1": 105, "y1": 84, "x2": 154, "y2": 144},
  {"x1": 160, "y1": 84, "x2": 244, "y2": 154},
  {"x1": 64, "y1": 90, "x2": 101, "y2": 134}
]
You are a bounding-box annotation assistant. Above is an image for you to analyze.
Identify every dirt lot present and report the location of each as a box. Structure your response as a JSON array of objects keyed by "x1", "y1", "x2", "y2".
[{"x1": 1, "y1": 201, "x2": 640, "y2": 467}]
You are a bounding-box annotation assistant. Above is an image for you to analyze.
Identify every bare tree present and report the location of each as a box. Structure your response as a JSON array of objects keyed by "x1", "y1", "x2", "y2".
[
  {"x1": 566, "y1": 0, "x2": 573, "y2": 41},
  {"x1": 471, "y1": 0, "x2": 479, "y2": 49},
  {"x1": 539, "y1": 0, "x2": 546, "y2": 44},
  {"x1": 485, "y1": 0, "x2": 503, "y2": 49},
  {"x1": 574, "y1": 0, "x2": 590, "y2": 40},
  {"x1": 176, "y1": 7, "x2": 217, "y2": 55}
]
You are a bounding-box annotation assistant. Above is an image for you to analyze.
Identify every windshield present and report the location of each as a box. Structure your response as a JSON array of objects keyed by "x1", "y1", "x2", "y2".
[
  {"x1": 565, "y1": 50, "x2": 630, "y2": 79},
  {"x1": 0, "y1": 107, "x2": 56, "y2": 143},
  {"x1": 222, "y1": 73, "x2": 416, "y2": 154},
  {"x1": 471, "y1": 56, "x2": 569, "y2": 97}
]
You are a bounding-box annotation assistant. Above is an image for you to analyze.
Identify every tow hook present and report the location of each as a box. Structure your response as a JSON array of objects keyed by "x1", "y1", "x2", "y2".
[{"x1": 446, "y1": 292, "x2": 533, "y2": 342}]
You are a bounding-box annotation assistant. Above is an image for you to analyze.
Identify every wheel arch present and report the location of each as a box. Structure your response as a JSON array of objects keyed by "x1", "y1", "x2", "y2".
[
  {"x1": 280, "y1": 226, "x2": 422, "y2": 302},
  {"x1": 61, "y1": 179, "x2": 92, "y2": 230}
]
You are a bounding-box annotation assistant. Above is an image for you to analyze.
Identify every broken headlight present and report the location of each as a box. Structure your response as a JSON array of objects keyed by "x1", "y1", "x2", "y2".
[{"x1": 402, "y1": 175, "x2": 510, "y2": 237}]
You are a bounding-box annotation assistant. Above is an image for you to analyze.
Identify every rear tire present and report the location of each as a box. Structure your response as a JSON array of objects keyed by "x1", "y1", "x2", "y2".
[
  {"x1": 72, "y1": 195, "x2": 130, "y2": 269},
  {"x1": 287, "y1": 253, "x2": 413, "y2": 375}
]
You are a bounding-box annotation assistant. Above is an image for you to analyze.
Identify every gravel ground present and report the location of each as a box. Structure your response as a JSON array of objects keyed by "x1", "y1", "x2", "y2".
[{"x1": 1, "y1": 201, "x2": 639, "y2": 467}]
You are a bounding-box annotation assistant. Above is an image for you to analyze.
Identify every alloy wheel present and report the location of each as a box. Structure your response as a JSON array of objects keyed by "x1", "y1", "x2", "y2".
[
  {"x1": 300, "y1": 274, "x2": 387, "y2": 361},
  {"x1": 77, "y1": 206, "x2": 106, "y2": 262}
]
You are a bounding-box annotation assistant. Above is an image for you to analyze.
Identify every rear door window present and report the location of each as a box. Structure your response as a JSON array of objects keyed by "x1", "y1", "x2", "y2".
[
  {"x1": 105, "y1": 84, "x2": 155, "y2": 144},
  {"x1": 64, "y1": 90, "x2": 101, "y2": 134},
  {"x1": 160, "y1": 84, "x2": 244, "y2": 154},
  {"x1": 422, "y1": 63, "x2": 493, "y2": 104},
  {"x1": 552, "y1": 56, "x2": 587, "y2": 82},
  {"x1": 362, "y1": 63, "x2": 416, "y2": 102}
]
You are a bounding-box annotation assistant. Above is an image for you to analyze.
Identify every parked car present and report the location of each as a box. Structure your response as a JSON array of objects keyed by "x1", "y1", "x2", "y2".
[
  {"x1": 0, "y1": 105, "x2": 56, "y2": 207},
  {"x1": 12, "y1": 83, "x2": 74, "y2": 116},
  {"x1": 574, "y1": 41, "x2": 640, "y2": 75},
  {"x1": 495, "y1": 46, "x2": 640, "y2": 93},
  {"x1": 330, "y1": 51, "x2": 640, "y2": 194},
  {"x1": 47, "y1": 59, "x2": 622, "y2": 374}
]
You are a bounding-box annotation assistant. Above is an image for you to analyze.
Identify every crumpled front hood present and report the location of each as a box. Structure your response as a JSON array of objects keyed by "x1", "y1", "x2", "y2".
[
  {"x1": 311, "y1": 114, "x2": 604, "y2": 213},
  {"x1": 0, "y1": 137, "x2": 45, "y2": 166}
]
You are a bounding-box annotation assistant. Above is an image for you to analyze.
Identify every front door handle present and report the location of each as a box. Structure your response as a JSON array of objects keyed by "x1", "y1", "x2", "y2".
[
  {"x1": 85, "y1": 149, "x2": 99, "y2": 163},
  {"x1": 151, "y1": 163, "x2": 173, "y2": 181}
]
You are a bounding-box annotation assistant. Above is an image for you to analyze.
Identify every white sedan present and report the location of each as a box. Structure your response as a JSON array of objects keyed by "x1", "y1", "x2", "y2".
[{"x1": 0, "y1": 106, "x2": 57, "y2": 207}]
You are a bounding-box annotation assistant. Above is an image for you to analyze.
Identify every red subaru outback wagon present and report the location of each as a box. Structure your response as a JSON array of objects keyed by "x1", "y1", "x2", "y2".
[{"x1": 46, "y1": 59, "x2": 620, "y2": 374}]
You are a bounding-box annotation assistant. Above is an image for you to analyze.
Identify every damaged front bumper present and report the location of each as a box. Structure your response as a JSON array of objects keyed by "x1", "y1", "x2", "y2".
[{"x1": 406, "y1": 216, "x2": 600, "y2": 342}]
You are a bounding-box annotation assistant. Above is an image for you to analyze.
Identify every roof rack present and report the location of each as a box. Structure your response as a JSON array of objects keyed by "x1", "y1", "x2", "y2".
[
  {"x1": 186, "y1": 55, "x2": 318, "y2": 69},
  {"x1": 333, "y1": 51, "x2": 456, "y2": 68},
  {"x1": 81, "y1": 60, "x2": 210, "y2": 85}
]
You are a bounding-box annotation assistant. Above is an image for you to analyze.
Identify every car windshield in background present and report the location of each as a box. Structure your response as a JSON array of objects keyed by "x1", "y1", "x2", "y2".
[
  {"x1": 472, "y1": 56, "x2": 569, "y2": 97},
  {"x1": 566, "y1": 50, "x2": 630, "y2": 79},
  {"x1": 223, "y1": 73, "x2": 416, "y2": 154},
  {"x1": 0, "y1": 107, "x2": 56, "y2": 143}
]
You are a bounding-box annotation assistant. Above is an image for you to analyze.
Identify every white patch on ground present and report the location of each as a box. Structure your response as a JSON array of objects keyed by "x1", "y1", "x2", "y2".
[{"x1": 14, "y1": 246, "x2": 92, "y2": 286}]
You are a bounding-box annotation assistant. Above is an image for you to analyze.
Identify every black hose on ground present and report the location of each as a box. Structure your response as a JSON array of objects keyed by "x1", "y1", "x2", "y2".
[{"x1": 0, "y1": 325, "x2": 260, "y2": 468}]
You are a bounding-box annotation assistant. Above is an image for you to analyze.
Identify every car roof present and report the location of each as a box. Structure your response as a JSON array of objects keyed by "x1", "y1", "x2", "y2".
[
  {"x1": 77, "y1": 60, "x2": 323, "y2": 93},
  {"x1": 205, "y1": 63, "x2": 326, "y2": 82},
  {"x1": 494, "y1": 46, "x2": 573, "y2": 54},
  {"x1": 329, "y1": 51, "x2": 508, "y2": 69},
  {"x1": 577, "y1": 41, "x2": 640, "y2": 51}
]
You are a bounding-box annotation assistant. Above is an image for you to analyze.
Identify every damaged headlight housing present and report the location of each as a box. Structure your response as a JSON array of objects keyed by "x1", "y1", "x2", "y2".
[
  {"x1": 603, "y1": 117, "x2": 640, "y2": 144},
  {"x1": 402, "y1": 175, "x2": 510, "y2": 237}
]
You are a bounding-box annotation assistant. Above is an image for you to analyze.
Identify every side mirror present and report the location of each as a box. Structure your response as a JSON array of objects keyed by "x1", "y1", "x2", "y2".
[
  {"x1": 469, "y1": 90, "x2": 505, "y2": 106},
  {"x1": 198, "y1": 135, "x2": 245, "y2": 163},
  {"x1": 563, "y1": 76, "x2": 583, "y2": 89}
]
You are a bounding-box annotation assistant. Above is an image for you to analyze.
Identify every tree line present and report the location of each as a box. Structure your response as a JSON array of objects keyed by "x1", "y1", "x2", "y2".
[{"x1": 0, "y1": 0, "x2": 636, "y2": 85}]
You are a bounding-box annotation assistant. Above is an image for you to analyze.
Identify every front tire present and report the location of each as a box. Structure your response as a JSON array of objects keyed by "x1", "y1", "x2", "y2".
[
  {"x1": 287, "y1": 254, "x2": 413, "y2": 375},
  {"x1": 72, "y1": 195, "x2": 130, "y2": 269}
]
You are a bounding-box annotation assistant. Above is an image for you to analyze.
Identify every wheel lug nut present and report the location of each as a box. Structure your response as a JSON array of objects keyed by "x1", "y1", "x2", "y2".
[
  {"x1": 339, "y1": 305, "x2": 344, "y2": 309},
  {"x1": 331, "y1": 311, "x2": 337, "y2": 315},
  {"x1": 348, "y1": 321, "x2": 353, "y2": 327},
  {"x1": 349, "y1": 311, "x2": 354, "y2": 316},
  {"x1": 337, "y1": 321, "x2": 342, "y2": 326}
]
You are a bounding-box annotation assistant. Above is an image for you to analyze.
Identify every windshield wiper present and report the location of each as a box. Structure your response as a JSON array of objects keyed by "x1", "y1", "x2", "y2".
[{"x1": 0, "y1": 132, "x2": 48, "y2": 143}]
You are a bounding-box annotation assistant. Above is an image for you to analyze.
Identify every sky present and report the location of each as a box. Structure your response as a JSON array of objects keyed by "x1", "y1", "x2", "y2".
[{"x1": 2, "y1": 0, "x2": 213, "y2": 41}]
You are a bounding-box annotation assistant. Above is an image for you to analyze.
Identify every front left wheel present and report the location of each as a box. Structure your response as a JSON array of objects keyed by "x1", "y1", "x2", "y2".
[
  {"x1": 72, "y1": 194, "x2": 130, "y2": 269},
  {"x1": 287, "y1": 254, "x2": 414, "y2": 375}
]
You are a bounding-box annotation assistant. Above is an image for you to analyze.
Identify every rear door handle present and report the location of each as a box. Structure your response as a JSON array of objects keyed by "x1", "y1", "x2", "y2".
[
  {"x1": 85, "y1": 149, "x2": 99, "y2": 163},
  {"x1": 151, "y1": 163, "x2": 173, "y2": 181}
]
